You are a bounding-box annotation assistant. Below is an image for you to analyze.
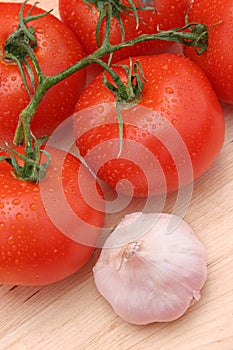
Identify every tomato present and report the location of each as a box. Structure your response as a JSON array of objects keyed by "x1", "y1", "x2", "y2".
[
  {"x1": 0, "y1": 146, "x2": 105, "y2": 286},
  {"x1": 59, "y1": 0, "x2": 190, "y2": 63},
  {"x1": 0, "y1": 3, "x2": 86, "y2": 146},
  {"x1": 73, "y1": 54, "x2": 224, "y2": 197},
  {"x1": 184, "y1": 0, "x2": 233, "y2": 104}
]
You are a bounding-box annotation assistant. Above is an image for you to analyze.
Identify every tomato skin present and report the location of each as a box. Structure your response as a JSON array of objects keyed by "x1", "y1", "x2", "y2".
[
  {"x1": 0, "y1": 147, "x2": 105, "y2": 286},
  {"x1": 73, "y1": 54, "x2": 224, "y2": 197},
  {"x1": 0, "y1": 3, "x2": 86, "y2": 145},
  {"x1": 184, "y1": 0, "x2": 233, "y2": 104},
  {"x1": 59, "y1": 0, "x2": 190, "y2": 62}
]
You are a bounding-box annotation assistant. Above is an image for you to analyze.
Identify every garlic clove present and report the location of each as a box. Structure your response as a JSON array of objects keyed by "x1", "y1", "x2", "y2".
[{"x1": 93, "y1": 213, "x2": 207, "y2": 325}]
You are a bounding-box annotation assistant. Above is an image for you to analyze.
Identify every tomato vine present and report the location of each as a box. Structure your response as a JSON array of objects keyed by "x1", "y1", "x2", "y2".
[{"x1": 1, "y1": 0, "x2": 210, "y2": 183}]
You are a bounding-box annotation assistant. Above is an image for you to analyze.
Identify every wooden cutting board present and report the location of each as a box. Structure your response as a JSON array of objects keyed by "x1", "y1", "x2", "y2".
[{"x1": 0, "y1": 1, "x2": 232, "y2": 349}]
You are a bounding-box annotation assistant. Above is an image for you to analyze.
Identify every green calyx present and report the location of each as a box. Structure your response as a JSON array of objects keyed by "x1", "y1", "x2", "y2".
[
  {"x1": 103, "y1": 59, "x2": 146, "y2": 103},
  {"x1": 102, "y1": 58, "x2": 146, "y2": 156},
  {"x1": 4, "y1": 0, "x2": 52, "y2": 97},
  {"x1": 86, "y1": 56, "x2": 145, "y2": 157},
  {"x1": 0, "y1": 137, "x2": 51, "y2": 183},
  {"x1": 83, "y1": 0, "x2": 155, "y2": 47},
  {"x1": 159, "y1": 19, "x2": 209, "y2": 55}
]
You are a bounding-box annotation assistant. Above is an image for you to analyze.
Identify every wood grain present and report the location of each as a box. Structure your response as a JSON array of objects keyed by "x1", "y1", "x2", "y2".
[{"x1": 0, "y1": 1, "x2": 233, "y2": 349}]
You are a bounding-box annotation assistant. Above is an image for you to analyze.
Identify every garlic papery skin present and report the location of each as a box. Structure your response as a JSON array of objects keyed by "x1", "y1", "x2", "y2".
[{"x1": 93, "y1": 213, "x2": 207, "y2": 325}]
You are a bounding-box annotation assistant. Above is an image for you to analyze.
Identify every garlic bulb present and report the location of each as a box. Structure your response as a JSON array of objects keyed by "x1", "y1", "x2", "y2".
[{"x1": 93, "y1": 213, "x2": 207, "y2": 325}]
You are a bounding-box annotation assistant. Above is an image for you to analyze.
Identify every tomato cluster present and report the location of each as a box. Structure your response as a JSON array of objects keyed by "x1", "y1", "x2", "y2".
[{"x1": 0, "y1": 0, "x2": 229, "y2": 285}]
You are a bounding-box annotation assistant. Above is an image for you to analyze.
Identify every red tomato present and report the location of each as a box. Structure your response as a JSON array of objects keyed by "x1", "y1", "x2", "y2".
[
  {"x1": 59, "y1": 0, "x2": 190, "y2": 62},
  {"x1": 0, "y1": 146, "x2": 105, "y2": 286},
  {"x1": 184, "y1": 0, "x2": 233, "y2": 104},
  {"x1": 0, "y1": 3, "x2": 86, "y2": 145},
  {"x1": 73, "y1": 54, "x2": 224, "y2": 197}
]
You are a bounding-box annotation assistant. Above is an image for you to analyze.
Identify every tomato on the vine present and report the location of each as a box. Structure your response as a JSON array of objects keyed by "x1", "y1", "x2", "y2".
[
  {"x1": 0, "y1": 147, "x2": 105, "y2": 286},
  {"x1": 0, "y1": 3, "x2": 86, "y2": 145},
  {"x1": 73, "y1": 54, "x2": 225, "y2": 197},
  {"x1": 59, "y1": 0, "x2": 191, "y2": 62},
  {"x1": 184, "y1": 0, "x2": 233, "y2": 104}
]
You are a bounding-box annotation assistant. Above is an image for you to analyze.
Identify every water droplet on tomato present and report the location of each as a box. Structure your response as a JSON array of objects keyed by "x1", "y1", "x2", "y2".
[
  {"x1": 165, "y1": 87, "x2": 174, "y2": 94},
  {"x1": 0, "y1": 203, "x2": 4, "y2": 209},
  {"x1": 21, "y1": 84, "x2": 26, "y2": 91},
  {"x1": 97, "y1": 106, "x2": 104, "y2": 113},
  {"x1": 0, "y1": 222, "x2": 6, "y2": 231},
  {"x1": 147, "y1": 117, "x2": 153, "y2": 123},
  {"x1": 36, "y1": 27, "x2": 45, "y2": 34},
  {"x1": 91, "y1": 32, "x2": 96, "y2": 40},
  {"x1": 12, "y1": 199, "x2": 21, "y2": 205},
  {"x1": 8, "y1": 236, "x2": 14, "y2": 245},
  {"x1": 30, "y1": 204, "x2": 37, "y2": 211},
  {"x1": 16, "y1": 213, "x2": 23, "y2": 221}
]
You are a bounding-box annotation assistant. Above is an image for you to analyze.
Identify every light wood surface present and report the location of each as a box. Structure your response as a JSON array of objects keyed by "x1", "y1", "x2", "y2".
[{"x1": 1, "y1": 1, "x2": 233, "y2": 349}]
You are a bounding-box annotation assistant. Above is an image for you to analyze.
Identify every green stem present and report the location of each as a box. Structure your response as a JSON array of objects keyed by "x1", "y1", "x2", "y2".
[
  {"x1": 13, "y1": 20, "x2": 209, "y2": 146},
  {"x1": 45, "y1": 22, "x2": 209, "y2": 84},
  {"x1": 13, "y1": 76, "x2": 50, "y2": 145},
  {"x1": 101, "y1": 2, "x2": 112, "y2": 47}
]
